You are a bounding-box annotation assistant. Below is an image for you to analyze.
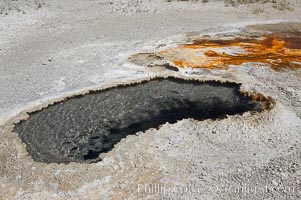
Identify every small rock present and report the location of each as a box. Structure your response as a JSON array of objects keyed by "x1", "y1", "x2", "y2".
[{"x1": 272, "y1": 179, "x2": 278, "y2": 186}]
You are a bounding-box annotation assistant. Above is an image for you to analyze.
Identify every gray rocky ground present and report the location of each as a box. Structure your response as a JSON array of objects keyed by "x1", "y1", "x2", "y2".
[{"x1": 0, "y1": 0, "x2": 301, "y2": 199}]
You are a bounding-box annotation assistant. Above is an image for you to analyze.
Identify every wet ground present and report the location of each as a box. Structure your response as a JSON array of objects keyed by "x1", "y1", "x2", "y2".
[{"x1": 129, "y1": 29, "x2": 301, "y2": 71}]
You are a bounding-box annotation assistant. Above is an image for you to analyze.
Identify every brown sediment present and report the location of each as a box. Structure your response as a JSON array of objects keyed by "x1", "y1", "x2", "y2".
[
  {"x1": 159, "y1": 32, "x2": 301, "y2": 70},
  {"x1": 242, "y1": 91, "x2": 276, "y2": 111}
]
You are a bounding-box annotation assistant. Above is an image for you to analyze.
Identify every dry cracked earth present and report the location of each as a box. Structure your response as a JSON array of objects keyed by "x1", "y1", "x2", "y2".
[{"x1": 1, "y1": 1, "x2": 301, "y2": 200}]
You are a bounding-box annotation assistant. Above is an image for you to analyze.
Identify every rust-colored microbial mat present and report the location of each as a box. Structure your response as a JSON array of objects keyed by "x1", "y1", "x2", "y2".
[{"x1": 159, "y1": 32, "x2": 301, "y2": 70}]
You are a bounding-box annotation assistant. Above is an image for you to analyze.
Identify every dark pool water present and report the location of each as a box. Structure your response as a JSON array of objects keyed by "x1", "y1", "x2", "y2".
[{"x1": 14, "y1": 77, "x2": 262, "y2": 163}]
